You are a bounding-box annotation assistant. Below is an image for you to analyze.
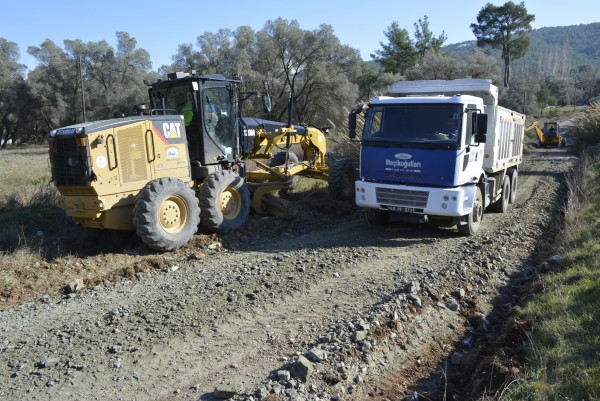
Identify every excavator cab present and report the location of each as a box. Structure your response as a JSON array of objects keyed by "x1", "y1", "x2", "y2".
[
  {"x1": 148, "y1": 72, "x2": 241, "y2": 169},
  {"x1": 526, "y1": 120, "x2": 566, "y2": 148},
  {"x1": 543, "y1": 121, "x2": 559, "y2": 138}
]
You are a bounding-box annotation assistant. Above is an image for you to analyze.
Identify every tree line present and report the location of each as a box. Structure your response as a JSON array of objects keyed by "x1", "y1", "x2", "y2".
[{"x1": 1, "y1": 2, "x2": 599, "y2": 147}]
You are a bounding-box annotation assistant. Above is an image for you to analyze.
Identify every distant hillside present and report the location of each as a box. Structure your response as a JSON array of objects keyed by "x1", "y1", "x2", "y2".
[{"x1": 444, "y1": 22, "x2": 600, "y2": 74}]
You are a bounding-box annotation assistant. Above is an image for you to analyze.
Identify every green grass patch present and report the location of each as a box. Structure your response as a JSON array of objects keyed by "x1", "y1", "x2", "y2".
[
  {"x1": 0, "y1": 144, "x2": 61, "y2": 253},
  {"x1": 0, "y1": 145, "x2": 51, "y2": 194},
  {"x1": 504, "y1": 154, "x2": 600, "y2": 400}
]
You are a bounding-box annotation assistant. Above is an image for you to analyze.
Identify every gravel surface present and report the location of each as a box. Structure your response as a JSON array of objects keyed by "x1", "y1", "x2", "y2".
[{"x1": 0, "y1": 145, "x2": 576, "y2": 401}]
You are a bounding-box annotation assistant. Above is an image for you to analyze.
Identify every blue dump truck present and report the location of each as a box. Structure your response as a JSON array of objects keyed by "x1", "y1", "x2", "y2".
[{"x1": 349, "y1": 79, "x2": 525, "y2": 235}]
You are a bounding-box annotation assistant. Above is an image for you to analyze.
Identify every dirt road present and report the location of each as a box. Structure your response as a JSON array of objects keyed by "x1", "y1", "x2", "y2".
[{"x1": 0, "y1": 145, "x2": 575, "y2": 401}]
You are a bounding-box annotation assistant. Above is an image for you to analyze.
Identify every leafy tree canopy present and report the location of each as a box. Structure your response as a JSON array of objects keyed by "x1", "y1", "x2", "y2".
[{"x1": 471, "y1": 1, "x2": 534, "y2": 88}]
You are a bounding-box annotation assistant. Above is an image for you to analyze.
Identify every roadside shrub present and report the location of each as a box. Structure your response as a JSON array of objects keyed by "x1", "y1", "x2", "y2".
[{"x1": 570, "y1": 103, "x2": 600, "y2": 149}]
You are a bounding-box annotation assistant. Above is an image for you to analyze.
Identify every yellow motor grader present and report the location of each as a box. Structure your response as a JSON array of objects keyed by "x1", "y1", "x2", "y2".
[{"x1": 47, "y1": 72, "x2": 356, "y2": 251}]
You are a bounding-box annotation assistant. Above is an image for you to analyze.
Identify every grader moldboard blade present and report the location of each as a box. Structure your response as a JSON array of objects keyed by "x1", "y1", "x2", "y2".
[{"x1": 248, "y1": 180, "x2": 295, "y2": 218}]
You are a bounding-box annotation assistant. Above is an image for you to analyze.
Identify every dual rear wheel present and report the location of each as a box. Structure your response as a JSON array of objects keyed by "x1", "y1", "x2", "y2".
[{"x1": 133, "y1": 171, "x2": 250, "y2": 251}]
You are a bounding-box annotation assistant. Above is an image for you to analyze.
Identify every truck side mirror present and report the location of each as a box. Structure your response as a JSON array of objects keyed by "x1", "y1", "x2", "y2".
[
  {"x1": 348, "y1": 111, "x2": 357, "y2": 139},
  {"x1": 474, "y1": 114, "x2": 488, "y2": 143},
  {"x1": 348, "y1": 104, "x2": 364, "y2": 139}
]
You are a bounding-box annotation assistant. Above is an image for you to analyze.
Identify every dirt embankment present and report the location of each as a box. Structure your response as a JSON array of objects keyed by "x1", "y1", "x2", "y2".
[{"x1": 0, "y1": 145, "x2": 575, "y2": 401}]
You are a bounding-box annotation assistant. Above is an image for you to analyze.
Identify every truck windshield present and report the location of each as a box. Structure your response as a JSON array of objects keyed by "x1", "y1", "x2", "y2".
[{"x1": 363, "y1": 104, "x2": 462, "y2": 148}]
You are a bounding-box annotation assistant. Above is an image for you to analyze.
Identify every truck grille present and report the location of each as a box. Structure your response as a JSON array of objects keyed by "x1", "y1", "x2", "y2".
[
  {"x1": 50, "y1": 137, "x2": 91, "y2": 186},
  {"x1": 375, "y1": 187, "x2": 429, "y2": 207}
]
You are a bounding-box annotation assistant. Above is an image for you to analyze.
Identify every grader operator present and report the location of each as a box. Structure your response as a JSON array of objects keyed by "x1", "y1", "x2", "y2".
[{"x1": 48, "y1": 72, "x2": 355, "y2": 251}]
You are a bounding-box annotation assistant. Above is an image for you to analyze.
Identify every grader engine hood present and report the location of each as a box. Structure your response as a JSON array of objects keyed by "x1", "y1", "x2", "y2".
[{"x1": 48, "y1": 115, "x2": 192, "y2": 230}]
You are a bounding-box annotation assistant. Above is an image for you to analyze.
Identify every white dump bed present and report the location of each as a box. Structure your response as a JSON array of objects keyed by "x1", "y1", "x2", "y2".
[
  {"x1": 388, "y1": 79, "x2": 499, "y2": 107},
  {"x1": 483, "y1": 106, "x2": 525, "y2": 173}
]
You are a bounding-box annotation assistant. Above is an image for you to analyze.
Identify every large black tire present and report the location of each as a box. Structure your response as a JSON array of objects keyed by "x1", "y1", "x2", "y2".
[
  {"x1": 367, "y1": 209, "x2": 390, "y2": 226},
  {"x1": 509, "y1": 170, "x2": 518, "y2": 204},
  {"x1": 458, "y1": 186, "x2": 483, "y2": 236},
  {"x1": 269, "y1": 151, "x2": 299, "y2": 167},
  {"x1": 328, "y1": 158, "x2": 357, "y2": 201},
  {"x1": 491, "y1": 175, "x2": 510, "y2": 213},
  {"x1": 133, "y1": 177, "x2": 200, "y2": 251},
  {"x1": 198, "y1": 170, "x2": 250, "y2": 233}
]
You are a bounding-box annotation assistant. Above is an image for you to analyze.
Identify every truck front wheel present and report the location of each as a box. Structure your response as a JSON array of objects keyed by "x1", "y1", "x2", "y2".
[
  {"x1": 199, "y1": 170, "x2": 250, "y2": 233},
  {"x1": 458, "y1": 186, "x2": 483, "y2": 236},
  {"x1": 133, "y1": 177, "x2": 200, "y2": 251}
]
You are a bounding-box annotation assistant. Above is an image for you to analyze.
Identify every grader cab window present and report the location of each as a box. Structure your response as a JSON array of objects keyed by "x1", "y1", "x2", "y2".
[
  {"x1": 202, "y1": 87, "x2": 234, "y2": 154},
  {"x1": 151, "y1": 86, "x2": 194, "y2": 121}
]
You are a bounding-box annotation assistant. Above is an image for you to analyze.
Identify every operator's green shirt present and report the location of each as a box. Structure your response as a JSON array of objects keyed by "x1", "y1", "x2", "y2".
[{"x1": 180, "y1": 104, "x2": 193, "y2": 126}]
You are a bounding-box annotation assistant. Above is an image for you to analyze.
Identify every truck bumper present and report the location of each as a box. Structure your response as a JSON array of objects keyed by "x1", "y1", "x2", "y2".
[{"x1": 355, "y1": 181, "x2": 477, "y2": 217}]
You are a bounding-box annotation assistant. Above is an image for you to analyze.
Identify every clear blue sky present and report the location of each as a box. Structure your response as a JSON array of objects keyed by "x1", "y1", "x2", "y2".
[{"x1": 3, "y1": 0, "x2": 599, "y2": 72}]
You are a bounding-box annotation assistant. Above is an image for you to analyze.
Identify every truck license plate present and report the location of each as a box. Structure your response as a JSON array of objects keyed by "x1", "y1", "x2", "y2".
[{"x1": 387, "y1": 206, "x2": 417, "y2": 213}]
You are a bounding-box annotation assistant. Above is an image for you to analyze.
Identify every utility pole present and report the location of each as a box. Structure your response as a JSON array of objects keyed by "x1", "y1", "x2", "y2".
[{"x1": 79, "y1": 56, "x2": 87, "y2": 122}]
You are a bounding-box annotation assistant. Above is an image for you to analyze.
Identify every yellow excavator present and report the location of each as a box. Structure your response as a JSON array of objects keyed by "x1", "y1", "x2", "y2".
[{"x1": 526, "y1": 121, "x2": 566, "y2": 148}]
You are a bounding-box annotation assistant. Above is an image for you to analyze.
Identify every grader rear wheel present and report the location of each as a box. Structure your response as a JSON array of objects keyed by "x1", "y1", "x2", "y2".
[
  {"x1": 133, "y1": 178, "x2": 200, "y2": 251},
  {"x1": 199, "y1": 170, "x2": 250, "y2": 233}
]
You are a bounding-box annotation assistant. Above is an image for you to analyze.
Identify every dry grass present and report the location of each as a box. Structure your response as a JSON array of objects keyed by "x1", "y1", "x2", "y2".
[{"x1": 570, "y1": 103, "x2": 600, "y2": 150}]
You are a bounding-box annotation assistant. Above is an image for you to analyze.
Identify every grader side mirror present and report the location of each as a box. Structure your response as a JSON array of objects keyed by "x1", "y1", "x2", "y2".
[{"x1": 262, "y1": 93, "x2": 272, "y2": 113}]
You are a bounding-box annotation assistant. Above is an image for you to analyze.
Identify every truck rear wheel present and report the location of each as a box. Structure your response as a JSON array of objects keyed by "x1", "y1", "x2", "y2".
[
  {"x1": 328, "y1": 158, "x2": 357, "y2": 201},
  {"x1": 491, "y1": 175, "x2": 510, "y2": 213},
  {"x1": 199, "y1": 170, "x2": 250, "y2": 233},
  {"x1": 133, "y1": 177, "x2": 200, "y2": 251},
  {"x1": 458, "y1": 186, "x2": 483, "y2": 236},
  {"x1": 509, "y1": 171, "x2": 518, "y2": 203}
]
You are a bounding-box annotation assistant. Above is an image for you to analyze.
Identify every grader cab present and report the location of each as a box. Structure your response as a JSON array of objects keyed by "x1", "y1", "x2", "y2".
[{"x1": 48, "y1": 72, "x2": 355, "y2": 251}]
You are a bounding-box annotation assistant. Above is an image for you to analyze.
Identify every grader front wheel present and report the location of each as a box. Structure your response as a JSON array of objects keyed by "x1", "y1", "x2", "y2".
[{"x1": 328, "y1": 158, "x2": 357, "y2": 201}]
